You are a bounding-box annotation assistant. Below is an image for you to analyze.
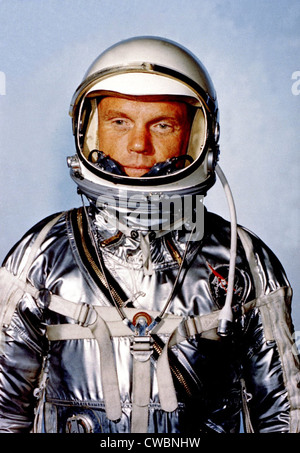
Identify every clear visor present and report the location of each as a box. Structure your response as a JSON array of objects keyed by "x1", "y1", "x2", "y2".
[{"x1": 76, "y1": 73, "x2": 208, "y2": 181}]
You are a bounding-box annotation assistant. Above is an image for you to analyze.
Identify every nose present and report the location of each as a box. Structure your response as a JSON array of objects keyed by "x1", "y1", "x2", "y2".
[{"x1": 128, "y1": 125, "x2": 152, "y2": 154}]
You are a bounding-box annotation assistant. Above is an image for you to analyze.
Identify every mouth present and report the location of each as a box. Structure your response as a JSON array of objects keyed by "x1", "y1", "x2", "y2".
[{"x1": 122, "y1": 165, "x2": 152, "y2": 177}]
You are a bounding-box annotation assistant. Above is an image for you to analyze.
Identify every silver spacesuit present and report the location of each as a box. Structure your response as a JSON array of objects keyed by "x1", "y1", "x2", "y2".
[{"x1": 0, "y1": 37, "x2": 299, "y2": 434}]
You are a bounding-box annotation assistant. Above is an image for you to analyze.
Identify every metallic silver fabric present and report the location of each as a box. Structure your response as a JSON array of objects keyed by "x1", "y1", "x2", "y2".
[{"x1": 0, "y1": 208, "x2": 298, "y2": 433}]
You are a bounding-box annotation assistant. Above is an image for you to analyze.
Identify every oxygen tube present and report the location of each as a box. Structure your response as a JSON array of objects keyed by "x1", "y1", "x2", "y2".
[{"x1": 215, "y1": 164, "x2": 238, "y2": 336}]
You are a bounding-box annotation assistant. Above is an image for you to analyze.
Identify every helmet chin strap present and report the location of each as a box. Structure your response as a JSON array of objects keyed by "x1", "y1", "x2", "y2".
[
  {"x1": 144, "y1": 154, "x2": 194, "y2": 176},
  {"x1": 215, "y1": 164, "x2": 238, "y2": 337},
  {"x1": 88, "y1": 150, "x2": 124, "y2": 175}
]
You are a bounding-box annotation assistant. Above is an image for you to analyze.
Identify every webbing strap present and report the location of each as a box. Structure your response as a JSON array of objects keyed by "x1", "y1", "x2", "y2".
[
  {"x1": 254, "y1": 286, "x2": 300, "y2": 433},
  {"x1": 183, "y1": 310, "x2": 220, "y2": 340},
  {"x1": 0, "y1": 213, "x2": 64, "y2": 330},
  {"x1": 46, "y1": 291, "x2": 286, "y2": 344},
  {"x1": 237, "y1": 227, "x2": 300, "y2": 433},
  {"x1": 0, "y1": 267, "x2": 40, "y2": 328},
  {"x1": 131, "y1": 345, "x2": 152, "y2": 432},
  {"x1": 131, "y1": 404, "x2": 149, "y2": 434},
  {"x1": 88, "y1": 314, "x2": 122, "y2": 421},
  {"x1": 19, "y1": 213, "x2": 64, "y2": 281},
  {"x1": 156, "y1": 331, "x2": 178, "y2": 412},
  {"x1": 237, "y1": 227, "x2": 264, "y2": 298}
]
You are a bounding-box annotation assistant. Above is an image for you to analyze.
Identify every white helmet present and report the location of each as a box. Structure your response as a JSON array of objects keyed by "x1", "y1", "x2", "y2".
[{"x1": 68, "y1": 36, "x2": 220, "y2": 232}]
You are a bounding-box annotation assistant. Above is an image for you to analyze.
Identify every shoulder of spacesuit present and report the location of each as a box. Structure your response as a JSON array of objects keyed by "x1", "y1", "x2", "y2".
[
  {"x1": 2, "y1": 210, "x2": 70, "y2": 277},
  {"x1": 205, "y1": 210, "x2": 290, "y2": 290}
]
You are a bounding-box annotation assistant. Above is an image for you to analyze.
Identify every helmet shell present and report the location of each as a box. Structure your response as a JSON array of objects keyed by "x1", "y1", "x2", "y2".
[{"x1": 68, "y1": 37, "x2": 220, "y2": 230}]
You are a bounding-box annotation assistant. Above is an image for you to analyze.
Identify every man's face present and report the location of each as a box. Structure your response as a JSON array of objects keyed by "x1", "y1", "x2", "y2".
[{"x1": 97, "y1": 96, "x2": 192, "y2": 177}]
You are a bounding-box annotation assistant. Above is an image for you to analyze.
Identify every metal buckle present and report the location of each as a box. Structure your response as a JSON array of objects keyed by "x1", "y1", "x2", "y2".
[
  {"x1": 130, "y1": 312, "x2": 154, "y2": 362},
  {"x1": 65, "y1": 414, "x2": 94, "y2": 433},
  {"x1": 76, "y1": 303, "x2": 97, "y2": 327},
  {"x1": 130, "y1": 335, "x2": 153, "y2": 362},
  {"x1": 132, "y1": 311, "x2": 153, "y2": 335},
  {"x1": 183, "y1": 316, "x2": 198, "y2": 338}
]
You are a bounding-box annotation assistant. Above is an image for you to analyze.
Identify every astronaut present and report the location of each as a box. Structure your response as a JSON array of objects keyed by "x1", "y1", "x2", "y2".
[{"x1": 0, "y1": 36, "x2": 299, "y2": 434}]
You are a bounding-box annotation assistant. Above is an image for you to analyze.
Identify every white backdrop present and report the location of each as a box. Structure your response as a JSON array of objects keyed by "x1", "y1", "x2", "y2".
[{"x1": 0, "y1": 0, "x2": 299, "y2": 332}]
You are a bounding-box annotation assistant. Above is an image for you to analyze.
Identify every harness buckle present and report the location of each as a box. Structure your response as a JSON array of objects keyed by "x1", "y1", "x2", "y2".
[
  {"x1": 130, "y1": 335, "x2": 153, "y2": 362},
  {"x1": 65, "y1": 414, "x2": 94, "y2": 433},
  {"x1": 76, "y1": 303, "x2": 97, "y2": 327},
  {"x1": 129, "y1": 311, "x2": 153, "y2": 361}
]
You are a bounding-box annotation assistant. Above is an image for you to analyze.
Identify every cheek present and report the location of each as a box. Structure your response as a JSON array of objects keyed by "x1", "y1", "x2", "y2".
[
  {"x1": 154, "y1": 133, "x2": 188, "y2": 160},
  {"x1": 98, "y1": 129, "x2": 125, "y2": 157}
]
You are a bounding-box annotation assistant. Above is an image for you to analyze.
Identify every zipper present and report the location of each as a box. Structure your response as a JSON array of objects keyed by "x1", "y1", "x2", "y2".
[
  {"x1": 165, "y1": 235, "x2": 183, "y2": 265},
  {"x1": 240, "y1": 377, "x2": 254, "y2": 433},
  {"x1": 152, "y1": 340, "x2": 193, "y2": 398},
  {"x1": 77, "y1": 209, "x2": 125, "y2": 308}
]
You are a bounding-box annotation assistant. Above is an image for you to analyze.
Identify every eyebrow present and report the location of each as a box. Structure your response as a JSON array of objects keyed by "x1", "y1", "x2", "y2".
[
  {"x1": 100, "y1": 109, "x2": 183, "y2": 124},
  {"x1": 101, "y1": 109, "x2": 130, "y2": 120}
]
